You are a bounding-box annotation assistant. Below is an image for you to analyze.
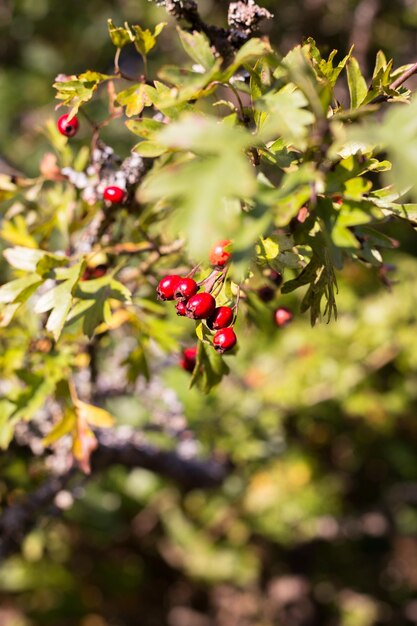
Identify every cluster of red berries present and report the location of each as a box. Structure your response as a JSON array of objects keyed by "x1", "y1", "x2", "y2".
[
  {"x1": 59, "y1": 108, "x2": 294, "y2": 342},
  {"x1": 157, "y1": 241, "x2": 237, "y2": 365},
  {"x1": 57, "y1": 114, "x2": 126, "y2": 205},
  {"x1": 256, "y1": 269, "x2": 294, "y2": 328}
]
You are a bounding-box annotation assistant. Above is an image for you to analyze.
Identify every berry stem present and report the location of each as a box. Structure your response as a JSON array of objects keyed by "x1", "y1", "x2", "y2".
[
  {"x1": 198, "y1": 269, "x2": 219, "y2": 292},
  {"x1": 187, "y1": 264, "x2": 201, "y2": 278},
  {"x1": 232, "y1": 285, "x2": 241, "y2": 322}
]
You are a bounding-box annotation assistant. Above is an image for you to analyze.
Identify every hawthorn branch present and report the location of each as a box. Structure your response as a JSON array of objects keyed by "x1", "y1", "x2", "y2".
[
  {"x1": 0, "y1": 429, "x2": 229, "y2": 558},
  {"x1": 152, "y1": 0, "x2": 272, "y2": 62},
  {"x1": 227, "y1": 1, "x2": 273, "y2": 40},
  {"x1": 94, "y1": 429, "x2": 229, "y2": 489}
]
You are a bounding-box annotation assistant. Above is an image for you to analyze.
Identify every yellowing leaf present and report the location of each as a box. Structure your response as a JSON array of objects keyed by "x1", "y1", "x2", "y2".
[
  {"x1": 72, "y1": 415, "x2": 98, "y2": 474},
  {"x1": 107, "y1": 19, "x2": 132, "y2": 47},
  {"x1": 131, "y1": 22, "x2": 166, "y2": 57},
  {"x1": 76, "y1": 400, "x2": 115, "y2": 428},
  {"x1": 117, "y1": 83, "x2": 152, "y2": 117},
  {"x1": 43, "y1": 410, "x2": 77, "y2": 446}
]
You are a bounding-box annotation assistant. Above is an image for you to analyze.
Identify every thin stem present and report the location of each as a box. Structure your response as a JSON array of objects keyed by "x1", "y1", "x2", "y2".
[
  {"x1": 114, "y1": 47, "x2": 122, "y2": 75},
  {"x1": 113, "y1": 46, "x2": 138, "y2": 81},
  {"x1": 187, "y1": 264, "x2": 201, "y2": 278},
  {"x1": 390, "y1": 61, "x2": 417, "y2": 90},
  {"x1": 78, "y1": 108, "x2": 98, "y2": 131},
  {"x1": 227, "y1": 82, "x2": 246, "y2": 123},
  {"x1": 141, "y1": 54, "x2": 148, "y2": 81},
  {"x1": 68, "y1": 378, "x2": 79, "y2": 405},
  {"x1": 233, "y1": 285, "x2": 241, "y2": 322},
  {"x1": 211, "y1": 268, "x2": 228, "y2": 298}
]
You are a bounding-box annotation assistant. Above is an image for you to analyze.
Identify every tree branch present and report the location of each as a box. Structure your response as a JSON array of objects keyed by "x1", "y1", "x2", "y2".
[
  {"x1": 94, "y1": 429, "x2": 229, "y2": 490},
  {"x1": 152, "y1": 0, "x2": 272, "y2": 62},
  {"x1": 0, "y1": 428, "x2": 229, "y2": 558}
]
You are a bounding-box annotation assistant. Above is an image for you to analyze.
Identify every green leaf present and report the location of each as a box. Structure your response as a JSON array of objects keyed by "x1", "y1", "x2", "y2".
[
  {"x1": 282, "y1": 233, "x2": 338, "y2": 325},
  {"x1": 54, "y1": 72, "x2": 112, "y2": 116},
  {"x1": 3, "y1": 247, "x2": 67, "y2": 274},
  {"x1": 131, "y1": 22, "x2": 167, "y2": 57},
  {"x1": 107, "y1": 19, "x2": 132, "y2": 47},
  {"x1": 126, "y1": 118, "x2": 166, "y2": 138},
  {"x1": 0, "y1": 175, "x2": 18, "y2": 202},
  {"x1": 34, "y1": 261, "x2": 84, "y2": 341},
  {"x1": 43, "y1": 410, "x2": 76, "y2": 446},
  {"x1": 346, "y1": 57, "x2": 368, "y2": 109},
  {"x1": 123, "y1": 342, "x2": 150, "y2": 383},
  {"x1": 306, "y1": 37, "x2": 352, "y2": 87},
  {"x1": 347, "y1": 97, "x2": 417, "y2": 200},
  {"x1": 116, "y1": 83, "x2": 151, "y2": 117},
  {"x1": 156, "y1": 62, "x2": 221, "y2": 105},
  {"x1": 249, "y1": 57, "x2": 273, "y2": 130},
  {"x1": 0, "y1": 274, "x2": 43, "y2": 305},
  {"x1": 257, "y1": 85, "x2": 315, "y2": 146},
  {"x1": 195, "y1": 321, "x2": 212, "y2": 344},
  {"x1": 221, "y1": 38, "x2": 272, "y2": 82},
  {"x1": 69, "y1": 276, "x2": 131, "y2": 338},
  {"x1": 142, "y1": 81, "x2": 193, "y2": 118},
  {"x1": 140, "y1": 114, "x2": 256, "y2": 259},
  {"x1": 133, "y1": 141, "x2": 168, "y2": 157},
  {"x1": 256, "y1": 234, "x2": 302, "y2": 272},
  {"x1": 0, "y1": 400, "x2": 17, "y2": 449},
  {"x1": 190, "y1": 341, "x2": 230, "y2": 393},
  {"x1": 3, "y1": 247, "x2": 46, "y2": 272},
  {"x1": 12, "y1": 374, "x2": 59, "y2": 423},
  {"x1": 0, "y1": 215, "x2": 38, "y2": 248},
  {"x1": 280, "y1": 44, "x2": 329, "y2": 117},
  {"x1": 153, "y1": 112, "x2": 252, "y2": 156},
  {"x1": 257, "y1": 165, "x2": 319, "y2": 226},
  {"x1": 177, "y1": 28, "x2": 216, "y2": 70}
]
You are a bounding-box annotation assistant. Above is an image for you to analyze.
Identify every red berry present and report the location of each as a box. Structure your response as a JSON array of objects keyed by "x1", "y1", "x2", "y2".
[
  {"x1": 186, "y1": 293, "x2": 216, "y2": 320},
  {"x1": 57, "y1": 113, "x2": 79, "y2": 137},
  {"x1": 174, "y1": 277, "x2": 199, "y2": 301},
  {"x1": 175, "y1": 301, "x2": 187, "y2": 316},
  {"x1": 81, "y1": 265, "x2": 107, "y2": 281},
  {"x1": 268, "y1": 270, "x2": 283, "y2": 287},
  {"x1": 257, "y1": 285, "x2": 275, "y2": 302},
  {"x1": 157, "y1": 275, "x2": 181, "y2": 301},
  {"x1": 103, "y1": 186, "x2": 125, "y2": 204},
  {"x1": 180, "y1": 346, "x2": 197, "y2": 373},
  {"x1": 209, "y1": 239, "x2": 232, "y2": 267},
  {"x1": 296, "y1": 206, "x2": 309, "y2": 223},
  {"x1": 213, "y1": 327, "x2": 237, "y2": 353},
  {"x1": 274, "y1": 307, "x2": 293, "y2": 327},
  {"x1": 207, "y1": 306, "x2": 234, "y2": 330}
]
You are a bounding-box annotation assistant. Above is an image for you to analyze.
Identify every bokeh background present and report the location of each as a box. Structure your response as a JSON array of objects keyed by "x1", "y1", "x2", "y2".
[{"x1": 2, "y1": 1, "x2": 417, "y2": 625}]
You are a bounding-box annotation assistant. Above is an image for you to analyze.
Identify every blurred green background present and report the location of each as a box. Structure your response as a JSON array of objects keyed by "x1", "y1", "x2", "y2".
[{"x1": 2, "y1": 1, "x2": 417, "y2": 625}]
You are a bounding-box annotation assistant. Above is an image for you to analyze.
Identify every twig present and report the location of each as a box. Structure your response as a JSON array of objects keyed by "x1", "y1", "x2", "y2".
[{"x1": 390, "y1": 61, "x2": 417, "y2": 91}]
